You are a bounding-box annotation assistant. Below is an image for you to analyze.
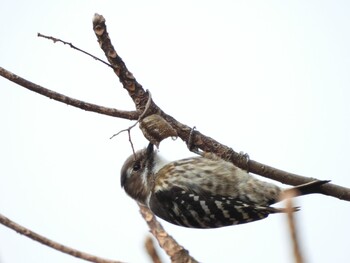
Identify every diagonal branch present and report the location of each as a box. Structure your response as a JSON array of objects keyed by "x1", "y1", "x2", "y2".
[
  {"x1": 3, "y1": 61, "x2": 347, "y2": 201},
  {"x1": 283, "y1": 191, "x2": 304, "y2": 263},
  {"x1": 0, "y1": 66, "x2": 138, "y2": 120},
  {"x1": 0, "y1": 213, "x2": 122, "y2": 263},
  {"x1": 92, "y1": 14, "x2": 152, "y2": 115},
  {"x1": 92, "y1": 14, "x2": 350, "y2": 202},
  {"x1": 139, "y1": 205, "x2": 198, "y2": 263},
  {"x1": 145, "y1": 236, "x2": 163, "y2": 263},
  {"x1": 37, "y1": 33, "x2": 112, "y2": 68}
]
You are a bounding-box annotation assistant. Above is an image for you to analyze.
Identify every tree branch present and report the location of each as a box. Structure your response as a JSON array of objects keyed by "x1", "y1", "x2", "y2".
[
  {"x1": 0, "y1": 66, "x2": 138, "y2": 120},
  {"x1": 0, "y1": 11, "x2": 348, "y2": 263},
  {"x1": 145, "y1": 236, "x2": 163, "y2": 263},
  {"x1": 0, "y1": 213, "x2": 122, "y2": 263},
  {"x1": 2, "y1": 17, "x2": 346, "y2": 201},
  {"x1": 283, "y1": 191, "x2": 304, "y2": 263},
  {"x1": 92, "y1": 14, "x2": 350, "y2": 202},
  {"x1": 37, "y1": 33, "x2": 112, "y2": 68},
  {"x1": 139, "y1": 205, "x2": 198, "y2": 263},
  {"x1": 92, "y1": 14, "x2": 151, "y2": 115}
]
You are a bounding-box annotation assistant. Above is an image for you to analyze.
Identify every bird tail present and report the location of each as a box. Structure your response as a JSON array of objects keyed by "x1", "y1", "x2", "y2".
[
  {"x1": 286, "y1": 180, "x2": 330, "y2": 196},
  {"x1": 269, "y1": 180, "x2": 329, "y2": 213}
]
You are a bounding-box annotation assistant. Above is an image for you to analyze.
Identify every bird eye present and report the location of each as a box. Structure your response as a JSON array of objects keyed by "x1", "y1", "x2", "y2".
[{"x1": 133, "y1": 162, "x2": 141, "y2": 171}]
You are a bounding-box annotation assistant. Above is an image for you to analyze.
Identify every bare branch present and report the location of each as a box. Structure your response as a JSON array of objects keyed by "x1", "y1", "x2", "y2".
[
  {"x1": 2, "y1": 25, "x2": 350, "y2": 202},
  {"x1": 38, "y1": 33, "x2": 112, "y2": 68},
  {"x1": 0, "y1": 11, "x2": 348, "y2": 263},
  {"x1": 139, "y1": 205, "x2": 198, "y2": 263},
  {"x1": 145, "y1": 236, "x2": 163, "y2": 263},
  {"x1": 92, "y1": 14, "x2": 151, "y2": 115},
  {"x1": 91, "y1": 14, "x2": 350, "y2": 202},
  {"x1": 283, "y1": 191, "x2": 304, "y2": 263},
  {"x1": 0, "y1": 66, "x2": 138, "y2": 120},
  {"x1": 0, "y1": 213, "x2": 122, "y2": 263},
  {"x1": 109, "y1": 90, "x2": 153, "y2": 155}
]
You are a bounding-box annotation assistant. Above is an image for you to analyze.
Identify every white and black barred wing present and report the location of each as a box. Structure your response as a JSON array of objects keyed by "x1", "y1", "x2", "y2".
[{"x1": 149, "y1": 186, "x2": 283, "y2": 228}]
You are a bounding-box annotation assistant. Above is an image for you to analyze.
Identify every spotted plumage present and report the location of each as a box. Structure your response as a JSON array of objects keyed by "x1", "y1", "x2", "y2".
[
  {"x1": 120, "y1": 143, "x2": 329, "y2": 228},
  {"x1": 149, "y1": 187, "x2": 284, "y2": 228}
]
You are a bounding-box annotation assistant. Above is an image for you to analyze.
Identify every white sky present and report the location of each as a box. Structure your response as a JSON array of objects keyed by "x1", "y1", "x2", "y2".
[{"x1": 1, "y1": 1, "x2": 350, "y2": 262}]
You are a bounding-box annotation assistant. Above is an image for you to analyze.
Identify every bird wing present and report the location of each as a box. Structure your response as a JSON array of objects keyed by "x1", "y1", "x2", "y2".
[{"x1": 149, "y1": 186, "x2": 283, "y2": 229}]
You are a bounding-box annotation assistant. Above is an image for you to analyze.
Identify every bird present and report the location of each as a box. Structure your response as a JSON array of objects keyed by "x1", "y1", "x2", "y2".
[{"x1": 120, "y1": 143, "x2": 329, "y2": 228}]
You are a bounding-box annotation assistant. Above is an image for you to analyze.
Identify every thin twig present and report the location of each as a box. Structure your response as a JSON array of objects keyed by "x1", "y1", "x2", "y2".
[
  {"x1": 145, "y1": 236, "x2": 162, "y2": 263},
  {"x1": 0, "y1": 213, "x2": 122, "y2": 263},
  {"x1": 110, "y1": 90, "x2": 152, "y2": 140},
  {"x1": 283, "y1": 191, "x2": 304, "y2": 263},
  {"x1": 127, "y1": 129, "x2": 136, "y2": 156},
  {"x1": 38, "y1": 33, "x2": 111, "y2": 68},
  {"x1": 139, "y1": 90, "x2": 153, "y2": 119},
  {"x1": 110, "y1": 90, "x2": 152, "y2": 155}
]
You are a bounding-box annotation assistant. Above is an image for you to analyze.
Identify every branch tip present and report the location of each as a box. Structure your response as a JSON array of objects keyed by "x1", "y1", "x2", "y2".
[{"x1": 93, "y1": 13, "x2": 105, "y2": 24}]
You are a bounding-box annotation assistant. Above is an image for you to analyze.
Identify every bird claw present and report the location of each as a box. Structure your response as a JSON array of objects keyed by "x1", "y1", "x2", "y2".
[{"x1": 186, "y1": 126, "x2": 203, "y2": 155}]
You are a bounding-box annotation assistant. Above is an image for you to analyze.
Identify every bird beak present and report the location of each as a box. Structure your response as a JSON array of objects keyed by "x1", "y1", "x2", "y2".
[{"x1": 146, "y1": 142, "x2": 154, "y2": 156}]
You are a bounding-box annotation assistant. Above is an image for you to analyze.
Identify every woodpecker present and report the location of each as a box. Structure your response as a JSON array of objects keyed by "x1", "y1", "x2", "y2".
[{"x1": 120, "y1": 143, "x2": 329, "y2": 228}]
